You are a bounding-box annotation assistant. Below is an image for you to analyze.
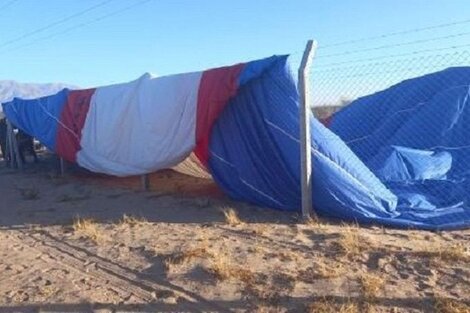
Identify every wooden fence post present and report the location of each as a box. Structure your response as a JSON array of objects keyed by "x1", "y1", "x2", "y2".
[
  {"x1": 6, "y1": 119, "x2": 22, "y2": 170},
  {"x1": 5, "y1": 120, "x2": 12, "y2": 168},
  {"x1": 141, "y1": 174, "x2": 150, "y2": 191},
  {"x1": 59, "y1": 157, "x2": 65, "y2": 176},
  {"x1": 12, "y1": 128, "x2": 22, "y2": 171},
  {"x1": 298, "y1": 40, "x2": 318, "y2": 221}
]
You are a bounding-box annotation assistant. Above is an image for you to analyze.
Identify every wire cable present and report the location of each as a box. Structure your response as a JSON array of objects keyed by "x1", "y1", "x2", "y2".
[
  {"x1": 0, "y1": 0, "x2": 154, "y2": 55},
  {"x1": 321, "y1": 18, "x2": 470, "y2": 49},
  {"x1": 0, "y1": 0, "x2": 116, "y2": 49},
  {"x1": 314, "y1": 43, "x2": 470, "y2": 69},
  {"x1": 0, "y1": 0, "x2": 18, "y2": 11},
  {"x1": 318, "y1": 31, "x2": 470, "y2": 59}
]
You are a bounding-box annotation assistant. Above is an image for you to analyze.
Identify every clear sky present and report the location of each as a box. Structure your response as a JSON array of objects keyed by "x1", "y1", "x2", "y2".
[{"x1": 1, "y1": 0, "x2": 470, "y2": 87}]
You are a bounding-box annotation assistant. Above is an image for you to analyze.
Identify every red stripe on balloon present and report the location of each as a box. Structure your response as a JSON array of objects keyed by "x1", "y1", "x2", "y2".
[
  {"x1": 194, "y1": 63, "x2": 245, "y2": 165},
  {"x1": 56, "y1": 89, "x2": 95, "y2": 162}
]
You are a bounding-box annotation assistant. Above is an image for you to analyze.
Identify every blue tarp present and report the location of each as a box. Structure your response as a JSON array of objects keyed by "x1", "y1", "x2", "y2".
[{"x1": 209, "y1": 58, "x2": 470, "y2": 230}]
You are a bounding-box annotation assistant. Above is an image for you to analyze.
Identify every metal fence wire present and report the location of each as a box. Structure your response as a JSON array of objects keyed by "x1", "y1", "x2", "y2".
[
  {"x1": 308, "y1": 37, "x2": 470, "y2": 215},
  {"x1": 311, "y1": 49, "x2": 470, "y2": 118}
]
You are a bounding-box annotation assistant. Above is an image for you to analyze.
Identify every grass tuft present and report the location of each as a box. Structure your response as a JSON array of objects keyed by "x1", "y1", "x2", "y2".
[
  {"x1": 72, "y1": 216, "x2": 105, "y2": 244},
  {"x1": 434, "y1": 297, "x2": 470, "y2": 313},
  {"x1": 359, "y1": 272, "x2": 385, "y2": 300},
  {"x1": 416, "y1": 242, "x2": 469, "y2": 263},
  {"x1": 163, "y1": 246, "x2": 212, "y2": 272},
  {"x1": 277, "y1": 250, "x2": 301, "y2": 263},
  {"x1": 207, "y1": 253, "x2": 255, "y2": 284},
  {"x1": 304, "y1": 216, "x2": 325, "y2": 229},
  {"x1": 298, "y1": 261, "x2": 345, "y2": 282},
  {"x1": 253, "y1": 223, "x2": 269, "y2": 236},
  {"x1": 439, "y1": 243, "x2": 469, "y2": 262},
  {"x1": 244, "y1": 284, "x2": 282, "y2": 307},
  {"x1": 119, "y1": 214, "x2": 148, "y2": 227},
  {"x1": 307, "y1": 298, "x2": 359, "y2": 313},
  {"x1": 253, "y1": 304, "x2": 284, "y2": 313},
  {"x1": 221, "y1": 207, "x2": 243, "y2": 226},
  {"x1": 337, "y1": 225, "x2": 366, "y2": 257},
  {"x1": 18, "y1": 187, "x2": 40, "y2": 200}
]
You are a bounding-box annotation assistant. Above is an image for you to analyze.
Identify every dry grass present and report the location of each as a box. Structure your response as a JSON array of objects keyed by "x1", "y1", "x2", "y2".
[
  {"x1": 304, "y1": 216, "x2": 325, "y2": 229},
  {"x1": 18, "y1": 187, "x2": 40, "y2": 200},
  {"x1": 253, "y1": 304, "x2": 285, "y2": 313},
  {"x1": 247, "y1": 237, "x2": 265, "y2": 255},
  {"x1": 39, "y1": 285, "x2": 59, "y2": 298},
  {"x1": 307, "y1": 298, "x2": 359, "y2": 313},
  {"x1": 119, "y1": 214, "x2": 148, "y2": 227},
  {"x1": 434, "y1": 297, "x2": 470, "y2": 313},
  {"x1": 207, "y1": 253, "x2": 255, "y2": 284},
  {"x1": 162, "y1": 232, "x2": 213, "y2": 272},
  {"x1": 253, "y1": 223, "x2": 269, "y2": 236},
  {"x1": 163, "y1": 246, "x2": 212, "y2": 272},
  {"x1": 221, "y1": 207, "x2": 243, "y2": 226},
  {"x1": 163, "y1": 240, "x2": 257, "y2": 286},
  {"x1": 298, "y1": 261, "x2": 345, "y2": 282},
  {"x1": 276, "y1": 250, "x2": 301, "y2": 263},
  {"x1": 439, "y1": 243, "x2": 469, "y2": 262},
  {"x1": 244, "y1": 284, "x2": 283, "y2": 307},
  {"x1": 337, "y1": 225, "x2": 367, "y2": 257},
  {"x1": 72, "y1": 216, "x2": 105, "y2": 243},
  {"x1": 359, "y1": 272, "x2": 385, "y2": 300},
  {"x1": 416, "y1": 242, "x2": 469, "y2": 263}
]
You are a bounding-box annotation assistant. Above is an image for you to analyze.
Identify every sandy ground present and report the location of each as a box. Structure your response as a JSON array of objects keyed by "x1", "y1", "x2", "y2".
[{"x1": 0, "y1": 154, "x2": 469, "y2": 313}]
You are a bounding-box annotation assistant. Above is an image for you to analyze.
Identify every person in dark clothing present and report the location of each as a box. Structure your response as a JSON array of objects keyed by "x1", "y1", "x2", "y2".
[
  {"x1": 0, "y1": 117, "x2": 38, "y2": 165},
  {"x1": 16, "y1": 129, "x2": 38, "y2": 164},
  {"x1": 0, "y1": 118, "x2": 8, "y2": 165}
]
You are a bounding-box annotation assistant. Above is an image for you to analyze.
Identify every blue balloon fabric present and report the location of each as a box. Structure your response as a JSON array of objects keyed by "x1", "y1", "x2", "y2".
[
  {"x1": 3, "y1": 89, "x2": 70, "y2": 151},
  {"x1": 209, "y1": 58, "x2": 470, "y2": 230}
]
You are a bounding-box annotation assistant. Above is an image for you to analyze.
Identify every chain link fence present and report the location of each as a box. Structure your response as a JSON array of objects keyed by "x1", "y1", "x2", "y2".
[
  {"x1": 307, "y1": 37, "x2": 470, "y2": 216},
  {"x1": 311, "y1": 49, "x2": 470, "y2": 116}
]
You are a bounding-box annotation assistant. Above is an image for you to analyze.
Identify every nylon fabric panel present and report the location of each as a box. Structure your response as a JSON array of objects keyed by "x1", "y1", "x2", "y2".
[
  {"x1": 208, "y1": 57, "x2": 398, "y2": 222},
  {"x1": 194, "y1": 63, "x2": 244, "y2": 165},
  {"x1": 2, "y1": 89, "x2": 69, "y2": 151},
  {"x1": 77, "y1": 72, "x2": 202, "y2": 176},
  {"x1": 56, "y1": 88, "x2": 95, "y2": 162}
]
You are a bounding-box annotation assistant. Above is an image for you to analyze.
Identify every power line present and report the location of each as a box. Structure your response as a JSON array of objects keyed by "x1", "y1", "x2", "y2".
[
  {"x1": 0, "y1": 0, "x2": 18, "y2": 11},
  {"x1": 321, "y1": 18, "x2": 470, "y2": 49},
  {"x1": 0, "y1": 0, "x2": 18, "y2": 17},
  {"x1": 0, "y1": 0, "x2": 154, "y2": 55},
  {"x1": 317, "y1": 31, "x2": 470, "y2": 59},
  {"x1": 0, "y1": 0, "x2": 116, "y2": 49},
  {"x1": 314, "y1": 43, "x2": 470, "y2": 69},
  {"x1": 313, "y1": 55, "x2": 467, "y2": 81}
]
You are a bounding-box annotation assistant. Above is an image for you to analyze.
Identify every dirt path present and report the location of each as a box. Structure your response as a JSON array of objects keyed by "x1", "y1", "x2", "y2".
[{"x1": 0, "y1": 157, "x2": 469, "y2": 312}]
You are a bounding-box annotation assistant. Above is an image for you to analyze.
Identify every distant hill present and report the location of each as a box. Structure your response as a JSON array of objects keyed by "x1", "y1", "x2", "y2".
[
  {"x1": 312, "y1": 98, "x2": 353, "y2": 120},
  {"x1": 312, "y1": 105, "x2": 344, "y2": 120},
  {"x1": 0, "y1": 80, "x2": 77, "y2": 107}
]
